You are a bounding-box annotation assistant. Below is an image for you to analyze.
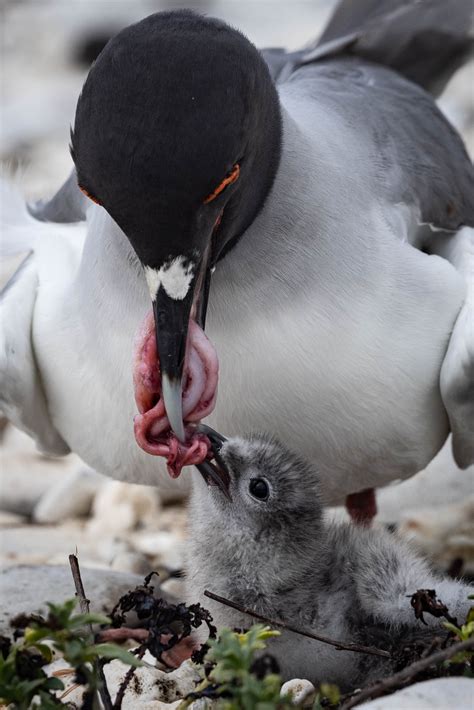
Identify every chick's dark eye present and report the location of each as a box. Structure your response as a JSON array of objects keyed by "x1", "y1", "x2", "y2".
[{"x1": 249, "y1": 478, "x2": 269, "y2": 501}]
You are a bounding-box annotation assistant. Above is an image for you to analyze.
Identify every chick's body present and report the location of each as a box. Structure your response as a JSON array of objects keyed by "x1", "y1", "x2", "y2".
[{"x1": 185, "y1": 435, "x2": 472, "y2": 688}]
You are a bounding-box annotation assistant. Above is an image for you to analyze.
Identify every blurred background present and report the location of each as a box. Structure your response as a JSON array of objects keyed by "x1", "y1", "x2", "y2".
[{"x1": 1, "y1": 1, "x2": 473, "y2": 598}]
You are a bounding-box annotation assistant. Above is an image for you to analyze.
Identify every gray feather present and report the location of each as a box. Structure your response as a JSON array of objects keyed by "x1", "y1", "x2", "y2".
[
  {"x1": 28, "y1": 169, "x2": 87, "y2": 223},
  {"x1": 186, "y1": 434, "x2": 473, "y2": 688},
  {"x1": 283, "y1": 58, "x2": 474, "y2": 232},
  {"x1": 303, "y1": 0, "x2": 474, "y2": 95}
]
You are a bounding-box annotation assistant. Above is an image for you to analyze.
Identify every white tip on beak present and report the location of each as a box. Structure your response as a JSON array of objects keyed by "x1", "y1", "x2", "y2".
[{"x1": 161, "y1": 373, "x2": 186, "y2": 443}]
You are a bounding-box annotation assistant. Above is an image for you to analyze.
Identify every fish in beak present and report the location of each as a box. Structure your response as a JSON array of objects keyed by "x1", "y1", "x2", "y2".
[{"x1": 133, "y1": 252, "x2": 220, "y2": 477}]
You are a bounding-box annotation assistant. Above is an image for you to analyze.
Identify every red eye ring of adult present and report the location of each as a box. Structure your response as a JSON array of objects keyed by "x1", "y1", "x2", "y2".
[
  {"x1": 78, "y1": 184, "x2": 102, "y2": 205},
  {"x1": 203, "y1": 163, "x2": 240, "y2": 204}
]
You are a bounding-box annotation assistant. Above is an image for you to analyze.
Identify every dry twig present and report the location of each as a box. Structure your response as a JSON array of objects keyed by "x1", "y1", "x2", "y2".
[
  {"x1": 68, "y1": 553, "x2": 114, "y2": 710},
  {"x1": 204, "y1": 589, "x2": 390, "y2": 659},
  {"x1": 113, "y1": 645, "x2": 147, "y2": 710},
  {"x1": 340, "y1": 637, "x2": 474, "y2": 708},
  {"x1": 69, "y1": 554, "x2": 92, "y2": 618}
]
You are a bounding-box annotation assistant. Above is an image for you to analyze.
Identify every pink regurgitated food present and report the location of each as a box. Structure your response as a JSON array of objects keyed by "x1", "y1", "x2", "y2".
[{"x1": 133, "y1": 310, "x2": 219, "y2": 477}]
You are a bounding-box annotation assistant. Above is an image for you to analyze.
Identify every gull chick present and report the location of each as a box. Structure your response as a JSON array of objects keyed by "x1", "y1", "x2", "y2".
[{"x1": 186, "y1": 432, "x2": 473, "y2": 688}]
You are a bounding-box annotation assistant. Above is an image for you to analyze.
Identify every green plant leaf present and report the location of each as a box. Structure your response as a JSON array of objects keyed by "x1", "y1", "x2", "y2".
[
  {"x1": 92, "y1": 643, "x2": 144, "y2": 666},
  {"x1": 45, "y1": 676, "x2": 66, "y2": 691},
  {"x1": 33, "y1": 642, "x2": 54, "y2": 663},
  {"x1": 24, "y1": 626, "x2": 50, "y2": 645},
  {"x1": 443, "y1": 622, "x2": 462, "y2": 638},
  {"x1": 68, "y1": 613, "x2": 112, "y2": 629},
  {"x1": 319, "y1": 682, "x2": 340, "y2": 705}
]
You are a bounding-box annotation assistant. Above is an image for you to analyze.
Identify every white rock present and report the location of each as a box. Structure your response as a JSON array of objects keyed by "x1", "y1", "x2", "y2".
[
  {"x1": 0, "y1": 521, "x2": 96, "y2": 567},
  {"x1": 281, "y1": 678, "x2": 316, "y2": 705},
  {"x1": 142, "y1": 649, "x2": 159, "y2": 666},
  {"x1": 187, "y1": 700, "x2": 213, "y2": 709},
  {"x1": 398, "y1": 497, "x2": 474, "y2": 574},
  {"x1": 0, "y1": 425, "x2": 83, "y2": 516},
  {"x1": 111, "y1": 551, "x2": 151, "y2": 575},
  {"x1": 43, "y1": 657, "x2": 84, "y2": 705},
  {"x1": 136, "y1": 703, "x2": 182, "y2": 710},
  {"x1": 132, "y1": 532, "x2": 184, "y2": 570},
  {"x1": 93, "y1": 537, "x2": 133, "y2": 566},
  {"x1": 160, "y1": 576, "x2": 186, "y2": 600},
  {"x1": 103, "y1": 657, "x2": 200, "y2": 707},
  {"x1": 357, "y1": 677, "x2": 474, "y2": 709},
  {"x1": 0, "y1": 510, "x2": 26, "y2": 527},
  {"x1": 168, "y1": 660, "x2": 202, "y2": 695},
  {"x1": 34, "y1": 467, "x2": 106, "y2": 523},
  {"x1": 88, "y1": 480, "x2": 162, "y2": 536}
]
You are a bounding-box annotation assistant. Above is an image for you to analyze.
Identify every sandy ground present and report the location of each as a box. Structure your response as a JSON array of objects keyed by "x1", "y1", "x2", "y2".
[{"x1": 1, "y1": 1, "x2": 473, "y2": 600}]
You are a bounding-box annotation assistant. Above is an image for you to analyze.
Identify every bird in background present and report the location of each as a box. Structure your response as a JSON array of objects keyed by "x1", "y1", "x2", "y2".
[
  {"x1": 186, "y1": 428, "x2": 474, "y2": 687},
  {"x1": 1, "y1": 0, "x2": 473, "y2": 522}
]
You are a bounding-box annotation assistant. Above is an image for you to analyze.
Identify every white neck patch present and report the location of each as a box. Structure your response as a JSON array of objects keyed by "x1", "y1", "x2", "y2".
[{"x1": 144, "y1": 256, "x2": 195, "y2": 301}]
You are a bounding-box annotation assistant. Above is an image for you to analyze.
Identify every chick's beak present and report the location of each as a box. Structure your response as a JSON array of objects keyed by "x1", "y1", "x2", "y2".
[{"x1": 195, "y1": 425, "x2": 231, "y2": 498}]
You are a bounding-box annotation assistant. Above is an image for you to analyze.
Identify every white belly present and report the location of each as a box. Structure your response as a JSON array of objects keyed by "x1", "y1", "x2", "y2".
[
  {"x1": 206, "y1": 226, "x2": 464, "y2": 503},
  {"x1": 32, "y1": 208, "x2": 464, "y2": 502}
]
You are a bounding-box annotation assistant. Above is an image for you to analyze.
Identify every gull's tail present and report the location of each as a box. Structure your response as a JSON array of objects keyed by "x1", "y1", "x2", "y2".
[
  {"x1": 262, "y1": 0, "x2": 473, "y2": 95},
  {"x1": 305, "y1": 0, "x2": 473, "y2": 96}
]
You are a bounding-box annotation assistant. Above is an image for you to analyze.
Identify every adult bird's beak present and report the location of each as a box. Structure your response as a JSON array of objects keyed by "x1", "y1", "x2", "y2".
[
  {"x1": 153, "y1": 286, "x2": 193, "y2": 443},
  {"x1": 151, "y1": 246, "x2": 214, "y2": 442}
]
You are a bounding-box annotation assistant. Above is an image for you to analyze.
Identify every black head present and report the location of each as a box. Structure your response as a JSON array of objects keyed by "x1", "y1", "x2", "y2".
[{"x1": 71, "y1": 11, "x2": 282, "y2": 437}]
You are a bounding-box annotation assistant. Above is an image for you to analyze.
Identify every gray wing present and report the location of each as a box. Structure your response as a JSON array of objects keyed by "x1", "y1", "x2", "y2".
[
  {"x1": 285, "y1": 58, "x2": 474, "y2": 233},
  {"x1": 260, "y1": 48, "x2": 308, "y2": 84},
  {"x1": 0, "y1": 253, "x2": 70, "y2": 455},
  {"x1": 28, "y1": 169, "x2": 88, "y2": 223},
  {"x1": 300, "y1": 0, "x2": 474, "y2": 96},
  {"x1": 261, "y1": 0, "x2": 473, "y2": 97}
]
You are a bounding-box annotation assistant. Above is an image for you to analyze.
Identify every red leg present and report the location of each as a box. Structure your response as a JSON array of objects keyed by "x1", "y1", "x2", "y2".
[
  {"x1": 346, "y1": 487, "x2": 377, "y2": 526},
  {"x1": 161, "y1": 634, "x2": 198, "y2": 668},
  {"x1": 98, "y1": 628, "x2": 199, "y2": 668}
]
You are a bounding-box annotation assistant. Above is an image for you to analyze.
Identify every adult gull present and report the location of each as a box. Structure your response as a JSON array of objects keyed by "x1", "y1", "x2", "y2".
[{"x1": 1, "y1": 0, "x2": 473, "y2": 519}]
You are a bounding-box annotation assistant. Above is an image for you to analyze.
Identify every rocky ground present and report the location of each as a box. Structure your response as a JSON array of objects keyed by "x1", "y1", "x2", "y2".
[
  {"x1": 1, "y1": 0, "x2": 474, "y2": 707},
  {"x1": 1, "y1": 423, "x2": 473, "y2": 707},
  {"x1": 2, "y1": 422, "x2": 474, "y2": 585}
]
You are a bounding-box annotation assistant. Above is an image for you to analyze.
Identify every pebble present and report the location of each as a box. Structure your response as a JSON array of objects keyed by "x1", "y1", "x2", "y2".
[
  {"x1": 0, "y1": 521, "x2": 96, "y2": 567},
  {"x1": 87, "y1": 480, "x2": 162, "y2": 536},
  {"x1": 93, "y1": 537, "x2": 133, "y2": 565},
  {"x1": 160, "y1": 576, "x2": 186, "y2": 601},
  {"x1": 138, "y1": 703, "x2": 182, "y2": 710},
  {"x1": 357, "y1": 676, "x2": 474, "y2": 709},
  {"x1": 0, "y1": 510, "x2": 26, "y2": 527},
  {"x1": 0, "y1": 426, "x2": 81, "y2": 516},
  {"x1": 33, "y1": 467, "x2": 106, "y2": 523},
  {"x1": 43, "y1": 658, "x2": 81, "y2": 704},
  {"x1": 399, "y1": 497, "x2": 474, "y2": 574},
  {"x1": 102, "y1": 657, "x2": 201, "y2": 707},
  {"x1": 41, "y1": 669, "x2": 184, "y2": 709},
  {"x1": 43, "y1": 656, "x2": 194, "y2": 708},
  {"x1": 110, "y1": 551, "x2": 152, "y2": 575},
  {"x1": 281, "y1": 678, "x2": 316, "y2": 705},
  {"x1": 132, "y1": 531, "x2": 184, "y2": 570}
]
